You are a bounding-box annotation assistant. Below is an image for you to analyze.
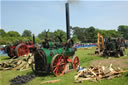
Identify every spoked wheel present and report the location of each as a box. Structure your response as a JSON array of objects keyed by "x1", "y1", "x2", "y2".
[
  {"x1": 72, "y1": 56, "x2": 79, "y2": 69},
  {"x1": 51, "y1": 54, "x2": 67, "y2": 76},
  {"x1": 15, "y1": 43, "x2": 29, "y2": 57}
]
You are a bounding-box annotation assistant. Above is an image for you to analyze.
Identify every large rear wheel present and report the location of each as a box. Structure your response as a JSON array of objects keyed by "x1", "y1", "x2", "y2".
[
  {"x1": 15, "y1": 43, "x2": 29, "y2": 57},
  {"x1": 31, "y1": 49, "x2": 48, "y2": 75}
]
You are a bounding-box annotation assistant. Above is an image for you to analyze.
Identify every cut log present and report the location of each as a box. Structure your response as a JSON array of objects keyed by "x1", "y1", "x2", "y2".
[
  {"x1": 13, "y1": 61, "x2": 26, "y2": 70},
  {"x1": 41, "y1": 79, "x2": 61, "y2": 84},
  {"x1": 28, "y1": 58, "x2": 33, "y2": 64},
  {"x1": 17, "y1": 60, "x2": 22, "y2": 65},
  {"x1": 74, "y1": 71, "x2": 84, "y2": 80},
  {"x1": 24, "y1": 64, "x2": 29, "y2": 70},
  {"x1": 88, "y1": 68, "x2": 97, "y2": 76}
]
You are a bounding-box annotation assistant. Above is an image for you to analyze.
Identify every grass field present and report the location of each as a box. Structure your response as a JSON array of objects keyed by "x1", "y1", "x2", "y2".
[{"x1": 0, "y1": 47, "x2": 128, "y2": 85}]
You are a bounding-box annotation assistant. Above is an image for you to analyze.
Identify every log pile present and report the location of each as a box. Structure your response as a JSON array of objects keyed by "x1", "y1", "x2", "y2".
[
  {"x1": 74, "y1": 64, "x2": 128, "y2": 83},
  {"x1": 0, "y1": 54, "x2": 34, "y2": 71}
]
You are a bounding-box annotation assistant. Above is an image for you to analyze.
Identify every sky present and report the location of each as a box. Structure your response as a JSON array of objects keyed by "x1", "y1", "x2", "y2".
[{"x1": 1, "y1": 0, "x2": 128, "y2": 35}]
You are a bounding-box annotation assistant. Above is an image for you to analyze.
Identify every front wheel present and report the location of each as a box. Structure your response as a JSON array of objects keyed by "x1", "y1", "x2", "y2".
[
  {"x1": 72, "y1": 56, "x2": 79, "y2": 69},
  {"x1": 51, "y1": 54, "x2": 67, "y2": 76}
]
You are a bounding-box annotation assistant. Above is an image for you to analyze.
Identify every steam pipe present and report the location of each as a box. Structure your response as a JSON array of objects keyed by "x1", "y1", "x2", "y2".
[
  {"x1": 33, "y1": 34, "x2": 35, "y2": 44},
  {"x1": 65, "y1": 2, "x2": 70, "y2": 40}
]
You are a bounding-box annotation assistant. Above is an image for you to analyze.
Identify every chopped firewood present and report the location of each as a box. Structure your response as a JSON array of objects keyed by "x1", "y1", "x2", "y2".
[
  {"x1": 41, "y1": 79, "x2": 61, "y2": 84},
  {"x1": 0, "y1": 53, "x2": 34, "y2": 71},
  {"x1": 74, "y1": 64, "x2": 128, "y2": 83}
]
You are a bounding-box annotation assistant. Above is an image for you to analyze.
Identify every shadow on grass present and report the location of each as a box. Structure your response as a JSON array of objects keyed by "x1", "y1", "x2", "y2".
[
  {"x1": 26, "y1": 71, "x2": 54, "y2": 77},
  {"x1": 125, "y1": 73, "x2": 128, "y2": 77}
]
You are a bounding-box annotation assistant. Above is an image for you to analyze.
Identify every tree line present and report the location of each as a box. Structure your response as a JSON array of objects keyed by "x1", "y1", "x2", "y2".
[{"x1": 0, "y1": 25, "x2": 128, "y2": 45}]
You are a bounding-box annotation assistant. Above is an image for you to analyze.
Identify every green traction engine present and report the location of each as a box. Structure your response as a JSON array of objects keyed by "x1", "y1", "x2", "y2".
[{"x1": 32, "y1": 36, "x2": 79, "y2": 76}]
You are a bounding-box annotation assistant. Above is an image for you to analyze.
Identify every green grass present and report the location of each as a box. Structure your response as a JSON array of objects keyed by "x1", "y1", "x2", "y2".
[{"x1": 0, "y1": 47, "x2": 128, "y2": 85}]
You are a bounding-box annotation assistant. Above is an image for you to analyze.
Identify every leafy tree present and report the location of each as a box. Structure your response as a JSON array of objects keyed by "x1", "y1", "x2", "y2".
[
  {"x1": 72, "y1": 26, "x2": 120, "y2": 43},
  {"x1": 38, "y1": 29, "x2": 67, "y2": 42},
  {"x1": 38, "y1": 30, "x2": 54, "y2": 41},
  {"x1": 86, "y1": 26, "x2": 97, "y2": 39},
  {"x1": 38, "y1": 31, "x2": 47, "y2": 40},
  {"x1": 72, "y1": 26, "x2": 97, "y2": 42},
  {"x1": 54, "y1": 29, "x2": 66, "y2": 42},
  {"x1": 72, "y1": 35, "x2": 80, "y2": 42},
  {"x1": 0, "y1": 29, "x2": 6, "y2": 37},
  {"x1": 97, "y1": 29, "x2": 120, "y2": 38},
  {"x1": 7, "y1": 31, "x2": 20, "y2": 37},
  {"x1": 22, "y1": 30, "x2": 32, "y2": 37},
  {"x1": 118, "y1": 25, "x2": 128, "y2": 33},
  {"x1": 118, "y1": 25, "x2": 128, "y2": 39},
  {"x1": 72, "y1": 27, "x2": 86, "y2": 42}
]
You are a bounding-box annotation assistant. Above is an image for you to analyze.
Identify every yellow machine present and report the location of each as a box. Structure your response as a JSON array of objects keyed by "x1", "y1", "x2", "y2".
[
  {"x1": 95, "y1": 33, "x2": 104, "y2": 54},
  {"x1": 95, "y1": 33, "x2": 126, "y2": 57}
]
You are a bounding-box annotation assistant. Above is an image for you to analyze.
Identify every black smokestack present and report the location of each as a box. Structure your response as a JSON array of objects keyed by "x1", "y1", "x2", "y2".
[
  {"x1": 65, "y1": 2, "x2": 70, "y2": 40},
  {"x1": 33, "y1": 34, "x2": 35, "y2": 44}
]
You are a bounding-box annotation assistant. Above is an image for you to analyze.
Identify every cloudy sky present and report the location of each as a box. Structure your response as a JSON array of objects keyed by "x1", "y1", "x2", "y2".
[{"x1": 1, "y1": 0, "x2": 128, "y2": 35}]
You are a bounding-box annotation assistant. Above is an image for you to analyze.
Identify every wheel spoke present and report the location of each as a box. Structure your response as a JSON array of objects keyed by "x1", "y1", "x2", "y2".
[
  {"x1": 59, "y1": 63, "x2": 65, "y2": 66},
  {"x1": 53, "y1": 67, "x2": 57, "y2": 72},
  {"x1": 59, "y1": 56, "x2": 62, "y2": 62},
  {"x1": 52, "y1": 66, "x2": 57, "y2": 68},
  {"x1": 56, "y1": 67, "x2": 59, "y2": 74}
]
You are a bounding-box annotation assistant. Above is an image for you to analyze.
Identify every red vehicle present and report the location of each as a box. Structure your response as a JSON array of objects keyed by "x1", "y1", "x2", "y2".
[
  {"x1": 4, "y1": 35, "x2": 36, "y2": 58},
  {"x1": 5, "y1": 41, "x2": 35, "y2": 58}
]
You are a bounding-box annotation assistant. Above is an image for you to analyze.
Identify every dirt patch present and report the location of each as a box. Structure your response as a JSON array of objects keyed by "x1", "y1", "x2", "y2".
[{"x1": 90, "y1": 58, "x2": 128, "y2": 69}]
